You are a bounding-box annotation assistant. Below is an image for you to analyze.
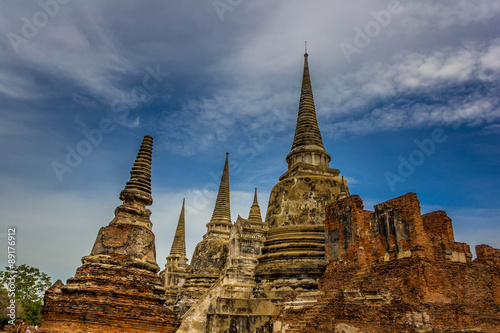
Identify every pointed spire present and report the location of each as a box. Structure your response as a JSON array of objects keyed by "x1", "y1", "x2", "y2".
[
  {"x1": 248, "y1": 187, "x2": 262, "y2": 224},
  {"x1": 86, "y1": 135, "x2": 160, "y2": 272},
  {"x1": 285, "y1": 50, "x2": 331, "y2": 171},
  {"x1": 340, "y1": 176, "x2": 346, "y2": 193},
  {"x1": 338, "y1": 176, "x2": 348, "y2": 200},
  {"x1": 290, "y1": 52, "x2": 326, "y2": 153},
  {"x1": 170, "y1": 199, "x2": 186, "y2": 257},
  {"x1": 120, "y1": 135, "x2": 153, "y2": 206},
  {"x1": 209, "y1": 152, "x2": 231, "y2": 225}
]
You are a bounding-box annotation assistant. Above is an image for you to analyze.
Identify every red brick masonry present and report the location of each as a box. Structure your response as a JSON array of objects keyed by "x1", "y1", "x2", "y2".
[{"x1": 279, "y1": 193, "x2": 500, "y2": 332}]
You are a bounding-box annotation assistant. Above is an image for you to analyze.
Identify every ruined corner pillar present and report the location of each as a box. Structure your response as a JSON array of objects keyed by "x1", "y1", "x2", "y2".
[
  {"x1": 40, "y1": 135, "x2": 180, "y2": 333},
  {"x1": 255, "y1": 52, "x2": 348, "y2": 293}
]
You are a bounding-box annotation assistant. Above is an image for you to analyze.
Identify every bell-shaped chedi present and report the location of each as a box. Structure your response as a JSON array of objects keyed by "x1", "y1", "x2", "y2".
[
  {"x1": 248, "y1": 187, "x2": 264, "y2": 226},
  {"x1": 174, "y1": 153, "x2": 232, "y2": 315},
  {"x1": 255, "y1": 51, "x2": 349, "y2": 292},
  {"x1": 40, "y1": 135, "x2": 180, "y2": 333},
  {"x1": 202, "y1": 189, "x2": 268, "y2": 333},
  {"x1": 179, "y1": 189, "x2": 268, "y2": 333},
  {"x1": 191, "y1": 152, "x2": 232, "y2": 273}
]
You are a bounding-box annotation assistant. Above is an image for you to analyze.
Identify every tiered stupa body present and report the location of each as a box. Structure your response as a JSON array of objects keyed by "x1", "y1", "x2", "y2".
[
  {"x1": 255, "y1": 52, "x2": 349, "y2": 293},
  {"x1": 160, "y1": 199, "x2": 190, "y2": 308},
  {"x1": 175, "y1": 153, "x2": 232, "y2": 314},
  {"x1": 40, "y1": 136, "x2": 180, "y2": 333},
  {"x1": 178, "y1": 189, "x2": 269, "y2": 333}
]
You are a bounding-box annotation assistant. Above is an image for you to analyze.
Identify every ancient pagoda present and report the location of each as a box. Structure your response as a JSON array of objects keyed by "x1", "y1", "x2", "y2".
[
  {"x1": 177, "y1": 188, "x2": 268, "y2": 333},
  {"x1": 175, "y1": 153, "x2": 232, "y2": 315},
  {"x1": 161, "y1": 199, "x2": 189, "y2": 309},
  {"x1": 177, "y1": 51, "x2": 352, "y2": 333},
  {"x1": 39, "y1": 50, "x2": 500, "y2": 333},
  {"x1": 255, "y1": 50, "x2": 348, "y2": 293},
  {"x1": 40, "y1": 135, "x2": 180, "y2": 333}
]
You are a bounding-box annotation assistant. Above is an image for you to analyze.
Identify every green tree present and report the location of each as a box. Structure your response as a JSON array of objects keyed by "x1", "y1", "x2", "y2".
[
  {"x1": 0, "y1": 288, "x2": 9, "y2": 327},
  {"x1": 0, "y1": 264, "x2": 51, "y2": 325}
]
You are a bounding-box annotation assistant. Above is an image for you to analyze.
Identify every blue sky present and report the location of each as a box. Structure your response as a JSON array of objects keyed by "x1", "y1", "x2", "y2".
[{"x1": 0, "y1": 0, "x2": 499, "y2": 282}]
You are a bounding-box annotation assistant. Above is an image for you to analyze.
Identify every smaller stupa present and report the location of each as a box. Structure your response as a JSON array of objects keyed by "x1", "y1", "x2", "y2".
[{"x1": 40, "y1": 135, "x2": 180, "y2": 333}]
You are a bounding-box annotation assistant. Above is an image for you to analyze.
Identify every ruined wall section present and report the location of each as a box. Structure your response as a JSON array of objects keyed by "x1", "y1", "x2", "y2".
[
  {"x1": 373, "y1": 192, "x2": 431, "y2": 261},
  {"x1": 280, "y1": 256, "x2": 500, "y2": 332},
  {"x1": 325, "y1": 193, "x2": 435, "y2": 265},
  {"x1": 422, "y1": 210, "x2": 472, "y2": 263},
  {"x1": 476, "y1": 244, "x2": 500, "y2": 267},
  {"x1": 276, "y1": 193, "x2": 500, "y2": 332},
  {"x1": 325, "y1": 195, "x2": 374, "y2": 267}
]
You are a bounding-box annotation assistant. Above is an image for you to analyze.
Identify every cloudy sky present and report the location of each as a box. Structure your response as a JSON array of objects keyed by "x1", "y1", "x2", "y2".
[{"x1": 1, "y1": 0, "x2": 499, "y2": 282}]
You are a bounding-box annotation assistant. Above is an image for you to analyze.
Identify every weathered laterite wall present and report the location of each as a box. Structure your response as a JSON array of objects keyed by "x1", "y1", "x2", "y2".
[
  {"x1": 40, "y1": 263, "x2": 180, "y2": 333},
  {"x1": 276, "y1": 193, "x2": 500, "y2": 333}
]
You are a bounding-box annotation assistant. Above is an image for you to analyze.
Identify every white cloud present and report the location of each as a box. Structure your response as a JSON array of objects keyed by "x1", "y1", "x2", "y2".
[
  {"x1": 317, "y1": 40, "x2": 500, "y2": 137},
  {"x1": 158, "y1": 88, "x2": 297, "y2": 156},
  {"x1": 480, "y1": 123, "x2": 500, "y2": 135},
  {"x1": 399, "y1": 1, "x2": 500, "y2": 31}
]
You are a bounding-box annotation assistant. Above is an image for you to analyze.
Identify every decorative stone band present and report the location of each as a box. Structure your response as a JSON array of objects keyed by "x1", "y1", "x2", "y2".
[
  {"x1": 255, "y1": 225, "x2": 327, "y2": 289},
  {"x1": 259, "y1": 225, "x2": 326, "y2": 260},
  {"x1": 286, "y1": 149, "x2": 331, "y2": 170},
  {"x1": 279, "y1": 162, "x2": 340, "y2": 181},
  {"x1": 82, "y1": 253, "x2": 161, "y2": 273},
  {"x1": 205, "y1": 220, "x2": 233, "y2": 238}
]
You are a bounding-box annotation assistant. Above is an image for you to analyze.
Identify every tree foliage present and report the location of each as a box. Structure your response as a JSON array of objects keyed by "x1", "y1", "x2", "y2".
[{"x1": 0, "y1": 264, "x2": 52, "y2": 325}]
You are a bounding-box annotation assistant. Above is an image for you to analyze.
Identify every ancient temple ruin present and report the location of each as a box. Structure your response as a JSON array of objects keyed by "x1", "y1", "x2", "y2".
[
  {"x1": 40, "y1": 135, "x2": 180, "y2": 333},
  {"x1": 41, "y1": 52, "x2": 500, "y2": 333}
]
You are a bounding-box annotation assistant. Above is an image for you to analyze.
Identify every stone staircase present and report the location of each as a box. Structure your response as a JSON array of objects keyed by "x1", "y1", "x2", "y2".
[{"x1": 176, "y1": 274, "x2": 226, "y2": 333}]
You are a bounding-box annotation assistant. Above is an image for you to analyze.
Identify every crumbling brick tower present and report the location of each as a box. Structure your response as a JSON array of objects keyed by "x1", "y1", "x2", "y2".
[{"x1": 40, "y1": 136, "x2": 180, "y2": 333}]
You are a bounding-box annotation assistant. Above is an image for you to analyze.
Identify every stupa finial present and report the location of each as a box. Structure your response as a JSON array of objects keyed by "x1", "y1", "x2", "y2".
[
  {"x1": 120, "y1": 135, "x2": 153, "y2": 206},
  {"x1": 248, "y1": 187, "x2": 262, "y2": 224},
  {"x1": 209, "y1": 152, "x2": 231, "y2": 225},
  {"x1": 170, "y1": 199, "x2": 186, "y2": 257}
]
